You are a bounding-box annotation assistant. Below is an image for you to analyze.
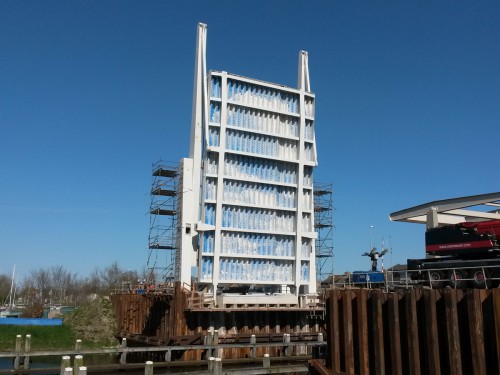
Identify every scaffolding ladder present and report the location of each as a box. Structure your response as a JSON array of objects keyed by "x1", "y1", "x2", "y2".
[
  {"x1": 314, "y1": 182, "x2": 334, "y2": 284},
  {"x1": 148, "y1": 161, "x2": 179, "y2": 282}
]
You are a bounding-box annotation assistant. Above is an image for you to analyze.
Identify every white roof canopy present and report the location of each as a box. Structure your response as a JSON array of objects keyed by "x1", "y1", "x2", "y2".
[{"x1": 389, "y1": 192, "x2": 500, "y2": 228}]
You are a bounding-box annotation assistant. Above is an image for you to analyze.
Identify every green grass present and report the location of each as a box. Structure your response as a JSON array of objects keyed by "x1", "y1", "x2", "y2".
[
  {"x1": 0, "y1": 299, "x2": 119, "y2": 351},
  {"x1": 0, "y1": 325, "x2": 109, "y2": 351}
]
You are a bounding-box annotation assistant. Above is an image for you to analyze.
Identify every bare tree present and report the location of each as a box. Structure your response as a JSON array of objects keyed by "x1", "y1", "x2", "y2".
[
  {"x1": 17, "y1": 262, "x2": 143, "y2": 306},
  {"x1": 99, "y1": 261, "x2": 125, "y2": 292},
  {"x1": 28, "y1": 268, "x2": 50, "y2": 303},
  {"x1": 0, "y1": 274, "x2": 11, "y2": 304},
  {"x1": 80, "y1": 268, "x2": 102, "y2": 296},
  {"x1": 50, "y1": 266, "x2": 76, "y2": 304}
]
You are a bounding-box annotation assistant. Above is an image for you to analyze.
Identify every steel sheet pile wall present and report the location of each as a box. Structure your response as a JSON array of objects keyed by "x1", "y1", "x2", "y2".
[
  {"x1": 111, "y1": 284, "x2": 189, "y2": 344},
  {"x1": 111, "y1": 292, "x2": 174, "y2": 342},
  {"x1": 312, "y1": 288, "x2": 500, "y2": 375},
  {"x1": 111, "y1": 283, "x2": 321, "y2": 361}
]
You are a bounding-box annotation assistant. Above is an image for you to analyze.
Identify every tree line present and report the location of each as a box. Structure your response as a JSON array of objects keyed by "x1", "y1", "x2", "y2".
[{"x1": 0, "y1": 262, "x2": 147, "y2": 307}]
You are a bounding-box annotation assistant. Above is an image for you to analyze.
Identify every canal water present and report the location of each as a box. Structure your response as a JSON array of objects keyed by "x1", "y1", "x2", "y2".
[
  {"x1": 0, "y1": 355, "x2": 148, "y2": 374},
  {"x1": 0, "y1": 356, "x2": 220, "y2": 374},
  {"x1": 1, "y1": 356, "x2": 309, "y2": 374}
]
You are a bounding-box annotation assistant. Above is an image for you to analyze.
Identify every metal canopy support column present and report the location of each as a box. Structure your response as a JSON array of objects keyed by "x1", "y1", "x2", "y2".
[{"x1": 426, "y1": 206, "x2": 439, "y2": 229}]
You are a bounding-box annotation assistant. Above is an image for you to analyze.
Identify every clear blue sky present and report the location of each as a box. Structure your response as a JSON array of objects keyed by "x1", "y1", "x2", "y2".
[{"x1": 1, "y1": 1, "x2": 499, "y2": 279}]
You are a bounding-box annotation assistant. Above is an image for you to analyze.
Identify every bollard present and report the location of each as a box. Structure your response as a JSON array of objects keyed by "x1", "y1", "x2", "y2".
[
  {"x1": 165, "y1": 348, "x2": 172, "y2": 362},
  {"x1": 60, "y1": 356, "x2": 71, "y2": 375},
  {"x1": 74, "y1": 355, "x2": 83, "y2": 375},
  {"x1": 263, "y1": 353, "x2": 270, "y2": 368},
  {"x1": 208, "y1": 357, "x2": 215, "y2": 373},
  {"x1": 144, "y1": 361, "x2": 154, "y2": 375},
  {"x1": 315, "y1": 332, "x2": 324, "y2": 359},
  {"x1": 78, "y1": 367, "x2": 87, "y2": 375},
  {"x1": 14, "y1": 335, "x2": 22, "y2": 370},
  {"x1": 24, "y1": 334, "x2": 31, "y2": 370},
  {"x1": 214, "y1": 357, "x2": 222, "y2": 375},
  {"x1": 283, "y1": 333, "x2": 291, "y2": 357},
  {"x1": 120, "y1": 338, "x2": 127, "y2": 365},
  {"x1": 64, "y1": 367, "x2": 73, "y2": 375},
  {"x1": 208, "y1": 330, "x2": 218, "y2": 358},
  {"x1": 250, "y1": 334, "x2": 256, "y2": 358},
  {"x1": 75, "y1": 339, "x2": 82, "y2": 351},
  {"x1": 213, "y1": 330, "x2": 222, "y2": 358}
]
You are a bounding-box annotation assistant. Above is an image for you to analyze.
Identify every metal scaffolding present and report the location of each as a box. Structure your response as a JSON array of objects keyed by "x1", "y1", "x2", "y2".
[
  {"x1": 148, "y1": 160, "x2": 179, "y2": 282},
  {"x1": 314, "y1": 182, "x2": 334, "y2": 283}
]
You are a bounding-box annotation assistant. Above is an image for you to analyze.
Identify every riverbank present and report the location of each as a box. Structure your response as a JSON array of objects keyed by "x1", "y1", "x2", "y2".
[
  {"x1": 0, "y1": 298, "x2": 118, "y2": 351},
  {"x1": 0, "y1": 326, "x2": 76, "y2": 351}
]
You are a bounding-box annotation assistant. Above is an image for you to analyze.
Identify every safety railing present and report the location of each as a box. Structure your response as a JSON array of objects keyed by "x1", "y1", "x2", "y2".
[{"x1": 324, "y1": 264, "x2": 500, "y2": 291}]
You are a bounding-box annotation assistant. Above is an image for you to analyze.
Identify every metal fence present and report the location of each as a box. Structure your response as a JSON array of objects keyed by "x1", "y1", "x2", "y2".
[{"x1": 324, "y1": 264, "x2": 500, "y2": 291}]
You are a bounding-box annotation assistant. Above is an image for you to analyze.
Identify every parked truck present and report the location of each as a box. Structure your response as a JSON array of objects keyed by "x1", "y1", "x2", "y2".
[{"x1": 407, "y1": 220, "x2": 500, "y2": 288}]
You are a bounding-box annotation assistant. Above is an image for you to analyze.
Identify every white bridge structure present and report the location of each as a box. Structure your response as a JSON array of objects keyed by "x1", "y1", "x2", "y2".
[
  {"x1": 390, "y1": 192, "x2": 500, "y2": 228},
  {"x1": 176, "y1": 23, "x2": 319, "y2": 306}
]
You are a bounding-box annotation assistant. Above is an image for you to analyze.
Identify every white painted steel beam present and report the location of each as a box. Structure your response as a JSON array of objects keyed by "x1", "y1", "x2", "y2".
[
  {"x1": 390, "y1": 192, "x2": 500, "y2": 226},
  {"x1": 445, "y1": 209, "x2": 500, "y2": 221},
  {"x1": 298, "y1": 51, "x2": 311, "y2": 93},
  {"x1": 179, "y1": 23, "x2": 208, "y2": 286}
]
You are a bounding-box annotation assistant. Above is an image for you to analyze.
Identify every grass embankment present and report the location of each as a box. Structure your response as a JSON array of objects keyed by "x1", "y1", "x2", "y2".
[
  {"x1": 0, "y1": 298, "x2": 118, "y2": 351},
  {"x1": 0, "y1": 325, "x2": 76, "y2": 351}
]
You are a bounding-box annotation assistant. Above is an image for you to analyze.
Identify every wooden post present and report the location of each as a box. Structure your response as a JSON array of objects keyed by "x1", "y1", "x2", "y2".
[
  {"x1": 263, "y1": 353, "x2": 270, "y2": 368},
  {"x1": 74, "y1": 355, "x2": 83, "y2": 375},
  {"x1": 24, "y1": 334, "x2": 31, "y2": 370},
  {"x1": 250, "y1": 334, "x2": 256, "y2": 358},
  {"x1": 284, "y1": 333, "x2": 291, "y2": 357},
  {"x1": 208, "y1": 357, "x2": 215, "y2": 373},
  {"x1": 14, "y1": 334, "x2": 22, "y2": 370},
  {"x1": 60, "y1": 356, "x2": 71, "y2": 375},
  {"x1": 203, "y1": 334, "x2": 210, "y2": 359},
  {"x1": 120, "y1": 338, "x2": 127, "y2": 365},
  {"x1": 214, "y1": 357, "x2": 222, "y2": 375},
  {"x1": 315, "y1": 332, "x2": 324, "y2": 360},
  {"x1": 213, "y1": 330, "x2": 219, "y2": 358},
  {"x1": 144, "y1": 361, "x2": 153, "y2": 375},
  {"x1": 78, "y1": 367, "x2": 87, "y2": 375},
  {"x1": 75, "y1": 339, "x2": 82, "y2": 351}
]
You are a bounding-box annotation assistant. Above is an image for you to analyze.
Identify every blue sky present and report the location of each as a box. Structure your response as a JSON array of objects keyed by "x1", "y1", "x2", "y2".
[{"x1": 1, "y1": 1, "x2": 499, "y2": 279}]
